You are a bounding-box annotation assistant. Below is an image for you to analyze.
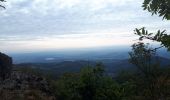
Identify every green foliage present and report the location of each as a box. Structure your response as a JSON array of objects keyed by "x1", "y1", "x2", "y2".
[
  {"x1": 15, "y1": 67, "x2": 43, "y2": 76},
  {"x1": 134, "y1": 27, "x2": 170, "y2": 51},
  {"x1": 0, "y1": 0, "x2": 5, "y2": 9},
  {"x1": 129, "y1": 42, "x2": 170, "y2": 100},
  {"x1": 129, "y1": 42, "x2": 159, "y2": 75},
  {"x1": 52, "y1": 64, "x2": 131, "y2": 100},
  {"x1": 136, "y1": 0, "x2": 170, "y2": 53},
  {"x1": 14, "y1": 60, "x2": 170, "y2": 100},
  {"x1": 14, "y1": 66, "x2": 55, "y2": 82},
  {"x1": 136, "y1": 1, "x2": 170, "y2": 51},
  {"x1": 142, "y1": 0, "x2": 170, "y2": 20}
]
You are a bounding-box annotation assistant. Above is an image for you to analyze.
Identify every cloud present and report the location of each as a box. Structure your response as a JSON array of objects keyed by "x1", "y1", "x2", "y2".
[
  {"x1": 0, "y1": 0, "x2": 170, "y2": 53},
  {"x1": 0, "y1": 32, "x2": 137, "y2": 53},
  {"x1": 3, "y1": 0, "x2": 140, "y2": 17},
  {"x1": 0, "y1": 0, "x2": 169, "y2": 35}
]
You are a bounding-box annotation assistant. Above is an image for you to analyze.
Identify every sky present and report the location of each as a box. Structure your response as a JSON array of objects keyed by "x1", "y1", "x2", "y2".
[{"x1": 0, "y1": 0, "x2": 170, "y2": 53}]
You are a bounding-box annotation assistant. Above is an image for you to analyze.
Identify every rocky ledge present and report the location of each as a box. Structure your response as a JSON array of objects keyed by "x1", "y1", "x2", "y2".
[{"x1": 0, "y1": 71, "x2": 55, "y2": 100}]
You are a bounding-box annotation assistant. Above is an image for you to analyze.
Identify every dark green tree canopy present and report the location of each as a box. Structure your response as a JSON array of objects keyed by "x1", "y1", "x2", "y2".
[{"x1": 143, "y1": 0, "x2": 170, "y2": 20}]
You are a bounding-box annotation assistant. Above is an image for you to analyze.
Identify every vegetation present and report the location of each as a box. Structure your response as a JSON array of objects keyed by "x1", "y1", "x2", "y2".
[
  {"x1": 129, "y1": 42, "x2": 170, "y2": 100},
  {"x1": 0, "y1": 0, "x2": 170, "y2": 100},
  {"x1": 126, "y1": 0, "x2": 170, "y2": 99},
  {"x1": 0, "y1": 0, "x2": 5, "y2": 9},
  {"x1": 134, "y1": 27, "x2": 170, "y2": 50},
  {"x1": 45, "y1": 1, "x2": 170, "y2": 99},
  {"x1": 136, "y1": 0, "x2": 170, "y2": 51},
  {"x1": 15, "y1": 58, "x2": 169, "y2": 100},
  {"x1": 44, "y1": 43, "x2": 169, "y2": 100},
  {"x1": 142, "y1": 0, "x2": 170, "y2": 20},
  {"x1": 52, "y1": 64, "x2": 125, "y2": 100}
]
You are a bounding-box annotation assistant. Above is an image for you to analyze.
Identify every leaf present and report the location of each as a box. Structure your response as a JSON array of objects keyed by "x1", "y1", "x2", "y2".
[{"x1": 139, "y1": 36, "x2": 144, "y2": 41}]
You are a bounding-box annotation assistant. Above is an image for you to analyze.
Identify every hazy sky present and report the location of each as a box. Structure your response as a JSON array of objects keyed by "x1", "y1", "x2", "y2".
[{"x1": 0, "y1": 0, "x2": 169, "y2": 53}]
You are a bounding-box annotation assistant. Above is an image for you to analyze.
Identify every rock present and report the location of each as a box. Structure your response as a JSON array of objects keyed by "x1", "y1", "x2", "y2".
[
  {"x1": 0, "y1": 53, "x2": 55, "y2": 99},
  {"x1": 0, "y1": 71, "x2": 55, "y2": 100},
  {"x1": 0, "y1": 52, "x2": 12, "y2": 80}
]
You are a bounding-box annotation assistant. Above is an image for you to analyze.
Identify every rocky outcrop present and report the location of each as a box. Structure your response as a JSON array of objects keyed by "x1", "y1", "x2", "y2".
[
  {"x1": 0, "y1": 71, "x2": 55, "y2": 100},
  {"x1": 0, "y1": 52, "x2": 12, "y2": 80},
  {"x1": 0, "y1": 53, "x2": 55, "y2": 100}
]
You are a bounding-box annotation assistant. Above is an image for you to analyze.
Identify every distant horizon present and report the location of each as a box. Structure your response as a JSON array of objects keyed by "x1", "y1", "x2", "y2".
[
  {"x1": 7, "y1": 44, "x2": 131, "y2": 54},
  {"x1": 4, "y1": 42, "x2": 160, "y2": 54},
  {"x1": 5, "y1": 44, "x2": 170, "y2": 64}
]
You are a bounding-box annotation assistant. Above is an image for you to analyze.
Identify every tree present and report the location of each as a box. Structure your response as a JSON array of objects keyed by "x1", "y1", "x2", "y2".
[
  {"x1": 129, "y1": 42, "x2": 159, "y2": 76},
  {"x1": 143, "y1": 0, "x2": 170, "y2": 20},
  {"x1": 129, "y1": 43, "x2": 170, "y2": 100},
  {"x1": 53, "y1": 64, "x2": 128, "y2": 100},
  {"x1": 128, "y1": 1, "x2": 170, "y2": 99},
  {"x1": 134, "y1": 27, "x2": 170, "y2": 51},
  {"x1": 0, "y1": 0, "x2": 5, "y2": 9},
  {"x1": 134, "y1": 0, "x2": 170, "y2": 51}
]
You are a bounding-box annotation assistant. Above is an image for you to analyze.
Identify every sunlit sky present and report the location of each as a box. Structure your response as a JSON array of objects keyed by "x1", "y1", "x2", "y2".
[{"x1": 0, "y1": 0, "x2": 169, "y2": 53}]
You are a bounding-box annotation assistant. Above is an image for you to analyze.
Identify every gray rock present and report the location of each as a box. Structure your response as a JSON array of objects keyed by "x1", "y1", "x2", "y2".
[{"x1": 0, "y1": 52, "x2": 12, "y2": 80}]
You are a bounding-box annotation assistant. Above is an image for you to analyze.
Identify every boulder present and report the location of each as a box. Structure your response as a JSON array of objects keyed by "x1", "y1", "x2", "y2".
[{"x1": 0, "y1": 52, "x2": 12, "y2": 80}]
